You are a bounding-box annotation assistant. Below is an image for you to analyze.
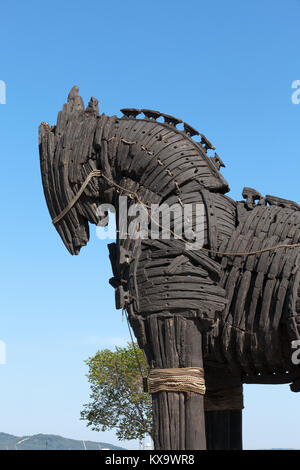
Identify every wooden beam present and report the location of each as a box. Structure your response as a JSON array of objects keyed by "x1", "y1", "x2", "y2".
[{"x1": 144, "y1": 314, "x2": 206, "y2": 450}]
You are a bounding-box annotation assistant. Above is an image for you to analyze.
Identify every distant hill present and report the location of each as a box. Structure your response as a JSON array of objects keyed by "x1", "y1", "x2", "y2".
[{"x1": 0, "y1": 432, "x2": 125, "y2": 450}]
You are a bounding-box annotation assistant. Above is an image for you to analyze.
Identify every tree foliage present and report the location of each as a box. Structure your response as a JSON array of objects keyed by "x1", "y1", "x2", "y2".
[{"x1": 81, "y1": 342, "x2": 153, "y2": 441}]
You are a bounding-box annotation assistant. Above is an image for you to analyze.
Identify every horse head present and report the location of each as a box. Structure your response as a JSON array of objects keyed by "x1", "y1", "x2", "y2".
[{"x1": 39, "y1": 86, "x2": 110, "y2": 255}]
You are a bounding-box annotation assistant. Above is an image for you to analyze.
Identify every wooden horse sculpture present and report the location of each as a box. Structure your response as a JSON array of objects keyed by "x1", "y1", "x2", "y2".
[{"x1": 39, "y1": 87, "x2": 300, "y2": 450}]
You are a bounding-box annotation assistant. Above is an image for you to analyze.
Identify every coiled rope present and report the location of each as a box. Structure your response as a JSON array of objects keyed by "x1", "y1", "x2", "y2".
[{"x1": 145, "y1": 367, "x2": 206, "y2": 395}]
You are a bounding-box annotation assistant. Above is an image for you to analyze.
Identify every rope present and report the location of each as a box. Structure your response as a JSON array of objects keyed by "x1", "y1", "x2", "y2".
[
  {"x1": 51, "y1": 169, "x2": 300, "y2": 258},
  {"x1": 146, "y1": 367, "x2": 206, "y2": 395},
  {"x1": 99, "y1": 172, "x2": 300, "y2": 258},
  {"x1": 52, "y1": 170, "x2": 102, "y2": 225}
]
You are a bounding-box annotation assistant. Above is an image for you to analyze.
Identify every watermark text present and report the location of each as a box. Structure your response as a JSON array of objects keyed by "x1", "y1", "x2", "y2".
[
  {"x1": 291, "y1": 339, "x2": 300, "y2": 365},
  {"x1": 0, "y1": 81, "x2": 6, "y2": 104},
  {"x1": 95, "y1": 196, "x2": 205, "y2": 250},
  {"x1": 291, "y1": 80, "x2": 300, "y2": 104},
  {"x1": 0, "y1": 340, "x2": 6, "y2": 365}
]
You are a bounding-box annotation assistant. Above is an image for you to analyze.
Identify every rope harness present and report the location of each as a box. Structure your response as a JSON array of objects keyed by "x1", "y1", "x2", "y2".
[{"x1": 52, "y1": 169, "x2": 300, "y2": 258}]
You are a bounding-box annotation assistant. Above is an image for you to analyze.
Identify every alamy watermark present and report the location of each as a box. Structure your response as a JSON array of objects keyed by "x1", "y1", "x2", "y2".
[
  {"x1": 0, "y1": 80, "x2": 6, "y2": 104},
  {"x1": 291, "y1": 340, "x2": 300, "y2": 365},
  {"x1": 0, "y1": 340, "x2": 6, "y2": 365},
  {"x1": 291, "y1": 80, "x2": 300, "y2": 104},
  {"x1": 95, "y1": 196, "x2": 205, "y2": 250}
]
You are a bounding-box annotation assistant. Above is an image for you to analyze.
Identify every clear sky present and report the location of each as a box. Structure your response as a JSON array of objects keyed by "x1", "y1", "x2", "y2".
[{"x1": 0, "y1": 0, "x2": 300, "y2": 450}]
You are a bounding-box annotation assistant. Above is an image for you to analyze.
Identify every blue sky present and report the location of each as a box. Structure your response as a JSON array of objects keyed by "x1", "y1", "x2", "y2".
[{"x1": 0, "y1": 0, "x2": 300, "y2": 449}]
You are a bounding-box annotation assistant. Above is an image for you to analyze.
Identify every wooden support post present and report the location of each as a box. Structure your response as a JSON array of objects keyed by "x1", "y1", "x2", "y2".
[
  {"x1": 205, "y1": 410, "x2": 243, "y2": 450},
  {"x1": 144, "y1": 314, "x2": 207, "y2": 450},
  {"x1": 204, "y1": 382, "x2": 243, "y2": 450}
]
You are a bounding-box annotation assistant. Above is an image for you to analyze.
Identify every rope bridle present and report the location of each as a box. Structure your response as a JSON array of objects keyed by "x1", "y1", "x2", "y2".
[{"x1": 52, "y1": 170, "x2": 102, "y2": 225}]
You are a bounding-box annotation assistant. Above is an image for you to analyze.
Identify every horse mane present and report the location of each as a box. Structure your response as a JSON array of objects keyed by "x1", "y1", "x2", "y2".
[{"x1": 118, "y1": 107, "x2": 226, "y2": 175}]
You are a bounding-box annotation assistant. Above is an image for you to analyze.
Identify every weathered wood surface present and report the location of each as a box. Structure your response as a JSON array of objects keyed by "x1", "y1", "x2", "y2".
[
  {"x1": 140, "y1": 314, "x2": 206, "y2": 450},
  {"x1": 205, "y1": 410, "x2": 242, "y2": 450},
  {"x1": 39, "y1": 87, "x2": 300, "y2": 450}
]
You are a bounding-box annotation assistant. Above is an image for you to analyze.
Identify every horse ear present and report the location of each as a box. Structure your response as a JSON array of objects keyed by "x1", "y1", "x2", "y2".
[
  {"x1": 66, "y1": 87, "x2": 100, "y2": 116},
  {"x1": 67, "y1": 85, "x2": 85, "y2": 111},
  {"x1": 85, "y1": 96, "x2": 99, "y2": 116}
]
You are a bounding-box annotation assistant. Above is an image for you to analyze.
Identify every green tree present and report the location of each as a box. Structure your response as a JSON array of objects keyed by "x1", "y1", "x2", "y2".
[{"x1": 81, "y1": 342, "x2": 153, "y2": 441}]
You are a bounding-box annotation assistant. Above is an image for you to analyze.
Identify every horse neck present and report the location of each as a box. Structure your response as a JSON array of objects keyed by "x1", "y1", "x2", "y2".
[
  {"x1": 100, "y1": 114, "x2": 229, "y2": 205},
  {"x1": 96, "y1": 114, "x2": 230, "y2": 256}
]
